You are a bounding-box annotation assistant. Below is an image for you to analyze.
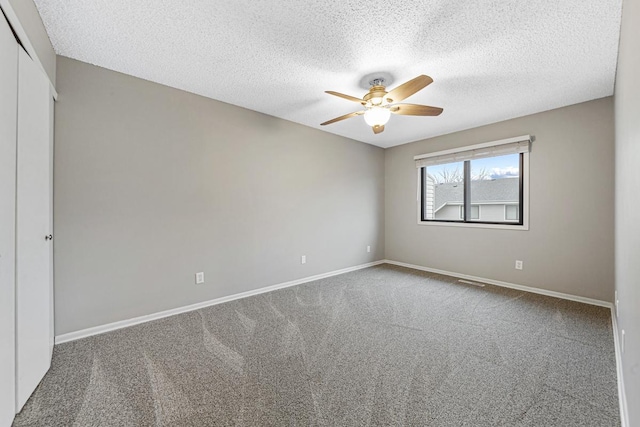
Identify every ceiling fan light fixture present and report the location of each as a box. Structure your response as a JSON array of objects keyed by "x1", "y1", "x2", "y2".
[
  {"x1": 321, "y1": 74, "x2": 441, "y2": 135},
  {"x1": 364, "y1": 106, "x2": 391, "y2": 127}
]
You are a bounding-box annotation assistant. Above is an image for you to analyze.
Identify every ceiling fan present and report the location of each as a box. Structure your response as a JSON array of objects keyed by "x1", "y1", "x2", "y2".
[{"x1": 320, "y1": 75, "x2": 443, "y2": 134}]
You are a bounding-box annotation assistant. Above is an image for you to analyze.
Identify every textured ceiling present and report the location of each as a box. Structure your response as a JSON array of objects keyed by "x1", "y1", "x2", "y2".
[{"x1": 34, "y1": 0, "x2": 622, "y2": 148}]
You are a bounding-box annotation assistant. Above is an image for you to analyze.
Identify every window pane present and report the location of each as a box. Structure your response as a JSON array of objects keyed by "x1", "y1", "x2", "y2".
[
  {"x1": 470, "y1": 205, "x2": 479, "y2": 219},
  {"x1": 505, "y1": 204, "x2": 519, "y2": 221},
  {"x1": 423, "y1": 161, "x2": 464, "y2": 220},
  {"x1": 469, "y1": 153, "x2": 520, "y2": 223}
]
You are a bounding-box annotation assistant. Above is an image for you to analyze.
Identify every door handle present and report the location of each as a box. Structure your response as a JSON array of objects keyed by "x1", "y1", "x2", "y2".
[{"x1": 45, "y1": 234, "x2": 53, "y2": 241}]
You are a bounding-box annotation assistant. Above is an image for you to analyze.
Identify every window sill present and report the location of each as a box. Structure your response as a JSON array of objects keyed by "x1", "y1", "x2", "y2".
[{"x1": 417, "y1": 220, "x2": 529, "y2": 231}]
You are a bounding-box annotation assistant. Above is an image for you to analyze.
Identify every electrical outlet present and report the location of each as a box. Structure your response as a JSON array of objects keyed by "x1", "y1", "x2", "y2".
[
  {"x1": 301, "y1": 255, "x2": 306, "y2": 264},
  {"x1": 622, "y1": 330, "x2": 625, "y2": 353},
  {"x1": 367, "y1": 245, "x2": 371, "y2": 253},
  {"x1": 195, "y1": 272, "x2": 204, "y2": 284},
  {"x1": 515, "y1": 260, "x2": 523, "y2": 270}
]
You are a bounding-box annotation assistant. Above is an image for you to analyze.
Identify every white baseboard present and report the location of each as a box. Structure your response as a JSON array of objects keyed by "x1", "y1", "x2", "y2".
[
  {"x1": 611, "y1": 309, "x2": 630, "y2": 427},
  {"x1": 383, "y1": 260, "x2": 612, "y2": 308},
  {"x1": 55, "y1": 260, "x2": 386, "y2": 344}
]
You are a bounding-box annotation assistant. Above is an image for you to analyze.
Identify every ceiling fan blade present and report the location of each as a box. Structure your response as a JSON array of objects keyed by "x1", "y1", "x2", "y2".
[
  {"x1": 390, "y1": 104, "x2": 443, "y2": 116},
  {"x1": 320, "y1": 111, "x2": 363, "y2": 126},
  {"x1": 372, "y1": 125, "x2": 385, "y2": 134},
  {"x1": 325, "y1": 91, "x2": 366, "y2": 104},
  {"x1": 385, "y1": 75, "x2": 433, "y2": 103}
]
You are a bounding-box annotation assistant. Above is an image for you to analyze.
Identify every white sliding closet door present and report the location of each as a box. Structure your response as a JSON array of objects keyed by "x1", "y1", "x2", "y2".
[
  {"x1": 0, "y1": 12, "x2": 18, "y2": 427},
  {"x1": 15, "y1": 47, "x2": 54, "y2": 412}
]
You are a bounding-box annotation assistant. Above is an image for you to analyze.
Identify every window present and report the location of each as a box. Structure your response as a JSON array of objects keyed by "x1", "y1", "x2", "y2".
[
  {"x1": 505, "y1": 204, "x2": 519, "y2": 221},
  {"x1": 460, "y1": 205, "x2": 480, "y2": 219},
  {"x1": 423, "y1": 161, "x2": 463, "y2": 221},
  {"x1": 416, "y1": 136, "x2": 530, "y2": 228},
  {"x1": 470, "y1": 205, "x2": 480, "y2": 220}
]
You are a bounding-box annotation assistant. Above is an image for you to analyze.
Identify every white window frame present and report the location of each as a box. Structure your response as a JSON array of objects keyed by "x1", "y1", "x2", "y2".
[{"x1": 415, "y1": 137, "x2": 530, "y2": 231}]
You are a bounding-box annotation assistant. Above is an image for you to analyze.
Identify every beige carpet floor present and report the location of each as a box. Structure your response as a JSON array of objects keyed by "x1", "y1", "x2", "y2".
[{"x1": 13, "y1": 264, "x2": 620, "y2": 426}]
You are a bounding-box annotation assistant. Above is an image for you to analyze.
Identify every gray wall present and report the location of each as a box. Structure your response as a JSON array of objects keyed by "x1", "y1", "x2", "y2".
[
  {"x1": 385, "y1": 97, "x2": 615, "y2": 302},
  {"x1": 54, "y1": 56, "x2": 385, "y2": 335},
  {"x1": 6, "y1": 0, "x2": 55, "y2": 84},
  {"x1": 615, "y1": 0, "x2": 640, "y2": 423}
]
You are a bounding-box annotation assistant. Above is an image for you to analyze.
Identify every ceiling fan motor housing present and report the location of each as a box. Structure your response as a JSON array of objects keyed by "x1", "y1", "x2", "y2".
[{"x1": 363, "y1": 85, "x2": 390, "y2": 106}]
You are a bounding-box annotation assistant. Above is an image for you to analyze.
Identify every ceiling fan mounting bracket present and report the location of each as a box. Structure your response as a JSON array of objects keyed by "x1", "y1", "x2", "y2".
[{"x1": 359, "y1": 71, "x2": 394, "y2": 90}]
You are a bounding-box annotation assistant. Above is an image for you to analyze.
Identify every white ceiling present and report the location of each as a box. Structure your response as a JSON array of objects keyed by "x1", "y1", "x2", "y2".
[{"x1": 34, "y1": 0, "x2": 622, "y2": 148}]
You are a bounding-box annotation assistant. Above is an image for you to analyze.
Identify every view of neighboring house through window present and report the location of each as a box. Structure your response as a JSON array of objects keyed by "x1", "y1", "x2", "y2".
[
  {"x1": 421, "y1": 153, "x2": 523, "y2": 225},
  {"x1": 422, "y1": 161, "x2": 464, "y2": 220},
  {"x1": 505, "y1": 204, "x2": 519, "y2": 221},
  {"x1": 469, "y1": 153, "x2": 521, "y2": 222},
  {"x1": 458, "y1": 205, "x2": 480, "y2": 219}
]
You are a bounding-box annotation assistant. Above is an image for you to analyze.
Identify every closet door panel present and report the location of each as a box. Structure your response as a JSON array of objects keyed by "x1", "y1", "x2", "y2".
[
  {"x1": 15, "y1": 47, "x2": 53, "y2": 412},
  {"x1": 48, "y1": 95, "x2": 54, "y2": 360},
  {"x1": 0, "y1": 13, "x2": 18, "y2": 427}
]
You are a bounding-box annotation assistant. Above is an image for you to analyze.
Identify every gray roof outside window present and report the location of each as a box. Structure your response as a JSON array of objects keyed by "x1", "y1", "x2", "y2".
[{"x1": 434, "y1": 178, "x2": 519, "y2": 211}]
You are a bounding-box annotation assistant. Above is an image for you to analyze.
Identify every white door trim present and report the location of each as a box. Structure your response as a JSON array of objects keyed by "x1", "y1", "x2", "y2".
[
  {"x1": 0, "y1": 0, "x2": 57, "y2": 99},
  {"x1": 0, "y1": 10, "x2": 18, "y2": 427}
]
